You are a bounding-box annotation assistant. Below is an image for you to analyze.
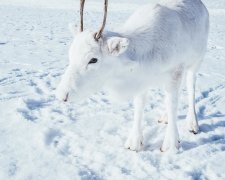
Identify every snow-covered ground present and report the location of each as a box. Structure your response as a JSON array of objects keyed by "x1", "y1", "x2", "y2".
[{"x1": 0, "y1": 0, "x2": 225, "y2": 179}]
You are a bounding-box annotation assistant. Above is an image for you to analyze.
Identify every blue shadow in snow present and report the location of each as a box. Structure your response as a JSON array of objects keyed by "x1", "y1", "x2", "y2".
[
  {"x1": 17, "y1": 109, "x2": 37, "y2": 122},
  {"x1": 182, "y1": 109, "x2": 225, "y2": 151},
  {"x1": 79, "y1": 168, "x2": 102, "y2": 180},
  {"x1": 25, "y1": 99, "x2": 49, "y2": 110}
]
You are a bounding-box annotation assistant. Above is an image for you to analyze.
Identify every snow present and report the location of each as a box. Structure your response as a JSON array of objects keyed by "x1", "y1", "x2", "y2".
[{"x1": 0, "y1": 0, "x2": 225, "y2": 179}]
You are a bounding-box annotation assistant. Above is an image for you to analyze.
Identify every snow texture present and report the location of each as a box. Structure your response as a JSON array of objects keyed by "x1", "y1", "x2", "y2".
[{"x1": 0, "y1": 0, "x2": 225, "y2": 179}]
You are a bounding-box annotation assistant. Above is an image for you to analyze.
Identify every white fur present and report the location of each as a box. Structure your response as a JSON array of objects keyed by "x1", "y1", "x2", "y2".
[{"x1": 56, "y1": 0, "x2": 209, "y2": 153}]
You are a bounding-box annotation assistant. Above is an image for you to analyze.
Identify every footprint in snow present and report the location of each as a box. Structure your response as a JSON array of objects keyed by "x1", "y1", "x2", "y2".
[
  {"x1": 44, "y1": 128, "x2": 71, "y2": 155},
  {"x1": 44, "y1": 128, "x2": 63, "y2": 147}
]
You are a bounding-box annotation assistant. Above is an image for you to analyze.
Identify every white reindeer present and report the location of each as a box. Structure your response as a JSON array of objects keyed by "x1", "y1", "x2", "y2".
[{"x1": 56, "y1": 0, "x2": 209, "y2": 153}]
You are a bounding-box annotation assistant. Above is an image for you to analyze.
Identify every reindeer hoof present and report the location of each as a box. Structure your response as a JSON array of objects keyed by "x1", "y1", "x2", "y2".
[
  {"x1": 125, "y1": 133, "x2": 143, "y2": 152},
  {"x1": 160, "y1": 145, "x2": 179, "y2": 154},
  {"x1": 187, "y1": 121, "x2": 199, "y2": 134},
  {"x1": 158, "y1": 120, "x2": 168, "y2": 124},
  {"x1": 189, "y1": 130, "x2": 198, "y2": 134},
  {"x1": 161, "y1": 137, "x2": 180, "y2": 153},
  {"x1": 158, "y1": 114, "x2": 168, "y2": 124}
]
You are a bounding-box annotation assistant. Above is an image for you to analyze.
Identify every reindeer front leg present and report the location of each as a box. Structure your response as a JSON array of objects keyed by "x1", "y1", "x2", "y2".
[
  {"x1": 125, "y1": 92, "x2": 147, "y2": 151},
  {"x1": 161, "y1": 70, "x2": 182, "y2": 153}
]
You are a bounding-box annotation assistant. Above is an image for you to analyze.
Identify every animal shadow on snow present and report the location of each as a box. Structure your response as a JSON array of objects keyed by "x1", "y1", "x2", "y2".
[{"x1": 181, "y1": 109, "x2": 225, "y2": 151}]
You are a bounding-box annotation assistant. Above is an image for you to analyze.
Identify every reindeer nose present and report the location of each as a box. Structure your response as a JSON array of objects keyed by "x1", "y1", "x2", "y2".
[{"x1": 63, "y1": 93, "x2": 69, "y2": 102}]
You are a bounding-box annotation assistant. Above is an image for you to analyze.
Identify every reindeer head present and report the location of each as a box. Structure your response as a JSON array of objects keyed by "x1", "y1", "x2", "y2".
[{"x1": 56, "y1": 0, "x2": 129, "y2": 102}]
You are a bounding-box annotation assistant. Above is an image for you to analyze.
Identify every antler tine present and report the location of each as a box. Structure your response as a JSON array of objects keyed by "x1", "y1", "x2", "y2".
[
  {"x1": 95, "y1": 0, "x2": 108, "y2": 40},
  {"x1": 80, "y1": 0, "x2": 85, "y2": 32}
]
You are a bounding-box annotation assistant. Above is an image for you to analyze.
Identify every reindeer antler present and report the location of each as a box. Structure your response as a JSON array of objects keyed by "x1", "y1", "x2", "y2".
[
  {"x1": 80, "y1": 0, "x2": 85, "y2": 32},
  {"x1": 94, "y1": 0, "x2": 108, "y2": 40},
  {"x1": 80, "y1": 0, "x2": 108, "y2": 39}
]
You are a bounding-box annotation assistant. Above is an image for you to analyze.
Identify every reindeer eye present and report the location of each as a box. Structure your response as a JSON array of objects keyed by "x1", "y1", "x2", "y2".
[{"x1": 88, "y1": 58, "x2": 98, "y2": 64}]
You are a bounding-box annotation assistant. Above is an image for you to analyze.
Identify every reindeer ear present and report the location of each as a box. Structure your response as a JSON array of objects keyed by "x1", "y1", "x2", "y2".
[{"x1": 106, "y1": 37, "x2": 129, "y2": 56}]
